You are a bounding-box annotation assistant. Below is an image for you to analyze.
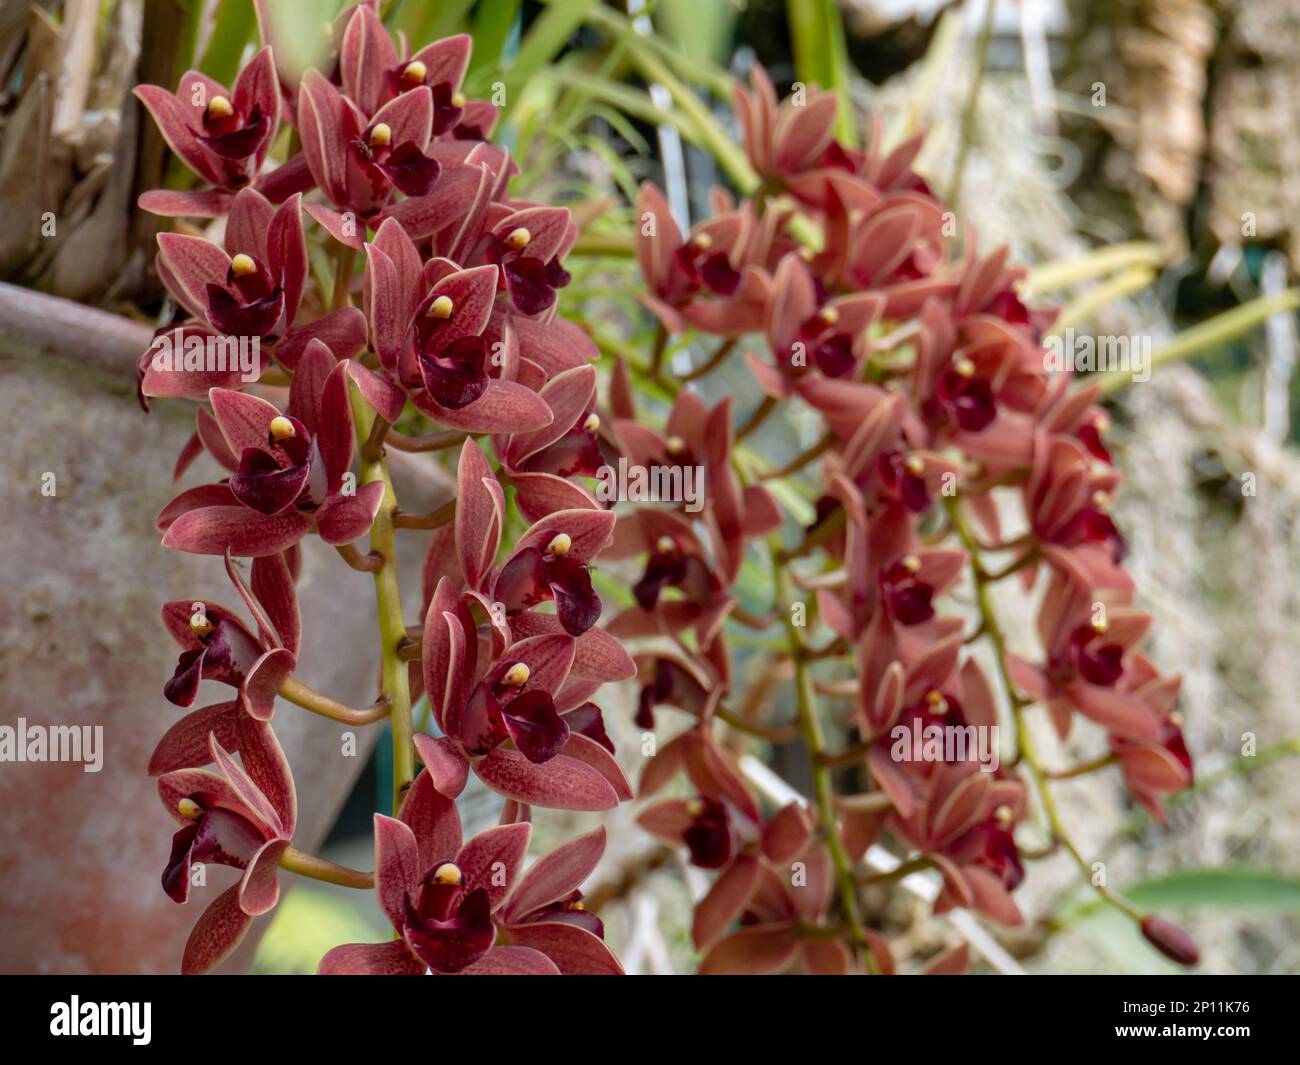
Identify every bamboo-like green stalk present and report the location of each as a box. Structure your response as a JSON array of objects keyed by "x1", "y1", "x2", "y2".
[
  {"x1": 1096, "y1": 290, "x2": 1300, "y2": 396},
  {"x1": 1025, "y1": 242, "x2": 1163, "y2": 295},
  {"x1": 786, "y1": 0, "x2": 857, "y2": 147}
]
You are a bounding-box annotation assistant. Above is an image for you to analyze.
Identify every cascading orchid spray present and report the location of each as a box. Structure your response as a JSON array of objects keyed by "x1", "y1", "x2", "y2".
[
  {"x1": 136, "y1": 1, "x2": 1196, "y2": 975},
  {"x1": 623, "y1": 68, "x2": 1197, "y2": 973}
]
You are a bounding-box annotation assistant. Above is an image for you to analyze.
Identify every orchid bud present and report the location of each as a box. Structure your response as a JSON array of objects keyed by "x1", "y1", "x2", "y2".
[
  {"x1": 502, "y1": 663, "x2": 530, "y2": 687},
  {"x1": 428, "y1": 295, "x2": 454, "y2": 319},
  {"x1": 1140, "y1": 915, "x2": 1199, "y2": 966},
  {"x1": 230, "y1": 253, "x2": 257, "y2": 277}
]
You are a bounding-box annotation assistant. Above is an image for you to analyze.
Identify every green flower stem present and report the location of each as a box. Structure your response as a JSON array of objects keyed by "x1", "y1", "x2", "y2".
[
  {"x1": 856, "y1": 857, "x2": 932, "y2": 886},
  {"x1": 770, "y1": 537, "x2": 877, "y2": 972},
  {"x1": 681, "y1": 337, "x2": 737, "y2": 382},
  {"x1": 621, "y1": 43, "x2": 758, "y2": 194},
  {"x1": 279, "y1": 675, "x2": 390, "y2": 726},
  {"x1": 279, "y1": 846, "x2": 374, "y2": 889},
  {"x1": 335, "y1": 541, "x2": 384, "y2": 572},
  {"x1": 349, "y1": 383, "x2": 416, "y2": 814},
  {"x1": 947, "y1": 0, "x2": 996, "y2": 208},
  {"x1": 945, "y1": 496, "x2": 1143, "y2": 923},
  {"x1": 1045, "y1": 752, "x2": 1117, "y2": 780}
]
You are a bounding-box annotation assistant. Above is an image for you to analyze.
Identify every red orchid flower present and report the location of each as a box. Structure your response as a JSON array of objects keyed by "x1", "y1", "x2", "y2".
[
  {"x1": 160, "y1": 551, "x2": 298, "y2": 722},
  {"x1": 1109, "y1": 655, "x2": 1193, "y2": 820},
  {"x1": 159, "y1": 341, "x2": 384, "y2": 557},
  {"x1": 431, "y1": 441, "x2": 633, "y2": 674},
  {"x1": 134, "y1": 48, "x2": 280, "y2": 217},
  {"x1": 1023, "y1": 432, "x2": 1128, "y2": 589},
  {"x1": 613, "y1": 385, "x2": 782, "y2": 573},
  {"x1": 149, "y1": 189, "x2": 300, "y2": 336},
  {"x1": 319, "y1": 773, "x2": 621, "y2": 974},
  {"x1": 415, "y1": 608, "x2": 631, "y2": 811},
  {"x1": 157, "y1": 719, "x2": 296, "y2": 974},
  {"x1": 633, "y1": 644, "x2": 723, "y2": 731},
  {"x1": 497, "y1": 364, "x2": 608, "y2": 522},
  {"x1": 335, "y1": 6, "x2": 493, "y2": 138},
  {"x1": 140, "y1": 191, "x2": 369, "y2": 401},
  {"x1": 476, "y1": 206, "x2": 576, "y2": 316},
  {"x1": 297, "y1": 69, "x2": 441, "y2": 229},
  {"x1": 1007, "y1": 572, "x2": 1161, "y2": 742},
  {"x1": 765, "y1": 253, "x2": 883, "y2": 380},
  {"x1": 732, "y1": 66, "x2": 842, "y2": 184},
  {"x1": 635, "y1": 182, "x2": 770, "y2": 335},
  {"x1": 359, "y1": 221, "x2": 553, "y2": 432},
  {"x1": 887, "y1": 762, "x2": 1027, "y2": 927}
]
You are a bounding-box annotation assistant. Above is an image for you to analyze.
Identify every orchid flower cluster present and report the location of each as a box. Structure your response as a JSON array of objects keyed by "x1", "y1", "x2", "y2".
[
  {"x1": 621, "y1": 69, "x2": 1198, "y2": 973},
  {"x1": 138, "y1": 3, "x2": 626, "y2": 976},
  {"x1": 135, "y1": 1, "x2": 1197, "y2": 976}
]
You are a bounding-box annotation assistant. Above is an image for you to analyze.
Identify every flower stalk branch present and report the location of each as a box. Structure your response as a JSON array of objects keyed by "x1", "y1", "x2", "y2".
[{"x1": 771, "y1": 537, "x2": 876, "y2": 972}]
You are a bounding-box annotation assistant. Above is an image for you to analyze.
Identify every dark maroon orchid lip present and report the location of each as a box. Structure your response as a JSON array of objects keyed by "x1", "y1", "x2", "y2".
[
  {"x1": 1067, "y1": 624, "x2": 1125, "y2": 687},
  {"x1": 162, "y1": 806, "x2": 266, "y2": 903},
  {"x1": 495, "y1": 545, "x2": 602, "y2": 637},
  {"x1": 403, "y1": 885, "x2": 496, "y2": 973},
  {"x1": 683, "y1": 797, "x2": 736, "y2": 870},
  {"x1": 164, "y1": 617, "x2": 262, "y2": 707},
  {"x1": 418, "y1": 335, "x2": 490, "y2": 410}
]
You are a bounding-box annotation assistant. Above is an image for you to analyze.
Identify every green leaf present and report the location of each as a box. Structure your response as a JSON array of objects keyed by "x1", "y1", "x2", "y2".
[
  {"x1": 620, "y1": 39, "x2": 757, "y2": 193},
  {"x1": 1096, "y1": 290, "x2": 1300, "y2": 395},
  {"x1": 584, "y1": 6, "x2": 734, "y2": 102},
  {"x1": 500, "y1": 0, "x2": 598, "y2": 123},
  {"x1": 1123, "y1": 869, "x2": 1300, "y2": 913},
  {"x1": 1062, "y1": 867, "x2": 1300, "y2": 929},
  {"x1": 387, "y1": 0, "x2": 476, "y2": 42},
  {"x1": 786, "y1": 0, "x2": 856, "y2": 146},
  {"x1": 468, "y1": 0, "x2": 522, "y2": 77},
  {"x1": 655, "y1": 0, "x2": 737, "y2": 68},
  {"x1": 261, "y1": 0, "x2": 340, "y2": 85},
  {"x1": 200, "y1": 0, "x2": 258, "y2": 85}
]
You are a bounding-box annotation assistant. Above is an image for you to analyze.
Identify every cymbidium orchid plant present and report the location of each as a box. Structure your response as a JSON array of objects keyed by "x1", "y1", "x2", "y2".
[{"x1": 137, "y1": 4, "x2": 1197, "y2": 975}]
